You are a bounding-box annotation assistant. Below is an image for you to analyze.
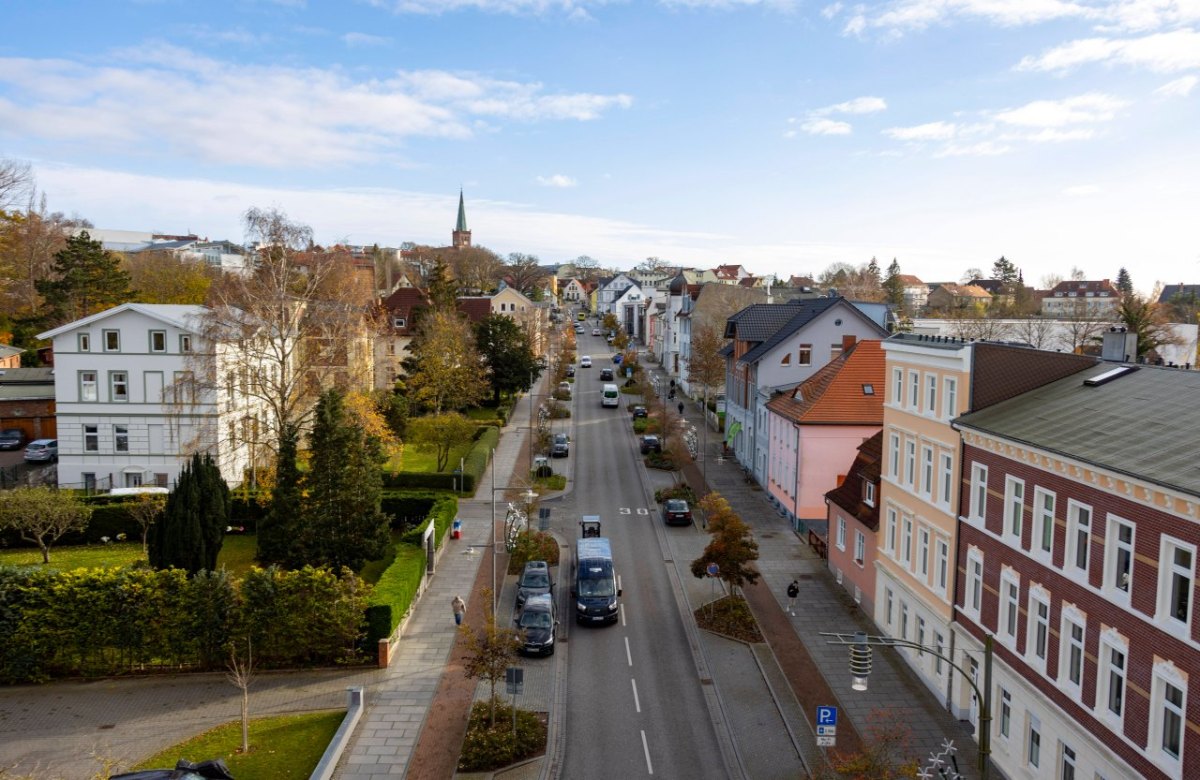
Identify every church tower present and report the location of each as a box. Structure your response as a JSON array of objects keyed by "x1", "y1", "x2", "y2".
[{"x1": 452, "y1": 189, "x2": 471, "y2": 249}]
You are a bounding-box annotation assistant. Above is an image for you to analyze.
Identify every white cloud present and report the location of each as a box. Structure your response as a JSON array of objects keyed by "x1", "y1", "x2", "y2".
[
  {"x1": 884, "y1": 120, "x2": 957, "y2": 140},
  {"x1": 1017, "y1": 29, "x2": 1200, "y2": 73},
  {"x1": 845, "y1": 0, "x2": 1093, "y2": 37},
  {"x1": 1014, "y1": 127, "x2": 1097, "y2": 141},
  {"x1": 814, "y1": 95, "x2": 887, "y2": 115},
  {"x1": 821, "y1": 2, "x2": 843, "y2": 19},
  {"x1": 994, "y1": 93, "x2": 1127, "y2": 127},
  {"x1": 934, "y1": 140, "x2": 1012, "y2": 157},
  {"x1": 374, "y1": 0, "x2": 798, "y2": 13},
  {"x1": 536, "y1": 174, "x2": 578, "y2": 187},
  {"x1": 1155, "y1": 75, "x2": 1199, "y2": 96},
  {"x1": 341, "y1": 32, "x2": 392, "y2": 47},
  {"x1": 0, "y1": 47, "x2": 632, "y2": 168},
  {"x1": 801, "y1": 118, "x2": 853, "y2": 135},
  {"x1": 1063, "y1": 184, "x2": 1102, "y2": 195}
]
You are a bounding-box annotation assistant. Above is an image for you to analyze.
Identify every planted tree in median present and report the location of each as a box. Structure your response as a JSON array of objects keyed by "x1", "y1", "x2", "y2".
[
  {"x1": 148, "y1": 452, "x2": 230, "y2": 574},
  {"x1": 689, "y1": 493, "x2": 760, "y2": 596},
  {"x1": 0, "y1": 486, "x2": 92, "y2": 564},
  {"x1": 461, "y1": 588, "x2": 522, "y2": 727}
]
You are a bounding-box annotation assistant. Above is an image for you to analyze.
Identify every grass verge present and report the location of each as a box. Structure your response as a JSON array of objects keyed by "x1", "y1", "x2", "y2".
[
  {"x1": 0, "y1": 534, "x2": 258, "y2": 574},
  {"x1": 695, "y1": 595, "x2": 763, "y2": 643}
]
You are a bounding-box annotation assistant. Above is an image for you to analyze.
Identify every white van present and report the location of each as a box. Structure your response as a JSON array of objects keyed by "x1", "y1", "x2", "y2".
[{"x1": 601, "y1": 384, "x2": 619, "y2": 408}]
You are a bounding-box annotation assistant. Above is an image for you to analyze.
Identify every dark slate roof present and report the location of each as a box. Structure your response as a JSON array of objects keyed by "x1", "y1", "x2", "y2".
[
  {"x1": 824, "y1": 431, "x2": 883, "y2": 531},
  {"x1": 1159, "y1": 284, "x2": 1200, "y2": 303},
  {"x1": 739, "y1": 298, "x2": 886, "y2": 366},
  {"x1": 724, "y1": 300, "x2": 810, "y2": 341},
  {"x1": 955, "y1": 364, "x2": 1200, "y2": 496}
]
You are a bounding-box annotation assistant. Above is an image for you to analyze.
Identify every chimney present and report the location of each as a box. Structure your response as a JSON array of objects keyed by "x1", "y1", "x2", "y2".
[{"x1": 842, "y1": 335, "x2": 857, "y2": 352}]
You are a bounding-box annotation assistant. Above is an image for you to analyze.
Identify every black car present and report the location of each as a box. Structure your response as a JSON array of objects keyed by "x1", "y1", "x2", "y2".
[
  {"x1": 0, "y1": 429, "x2": 25, "y2": 450},
  {"x1": 516, "y1": 560, "x2": 553, "y2": 607},
  {"x1": 566, "y1": 365, "x2": 576, "y2": 377},
  {"x1": 640, "y1": 435, "x2": 662, "y2": 454},
  {"x1": 599, "y1": 367, "x2": 614, "y2": 381},
  {"x1": 631, "y1": 405, "x2": 648, "y2": 418},
  {"x1": 516, "y1": 593, "x2": 557, "y2": 656},
  {"x1": 663, "y1": 499, "x2": 693, "y2": 525}
]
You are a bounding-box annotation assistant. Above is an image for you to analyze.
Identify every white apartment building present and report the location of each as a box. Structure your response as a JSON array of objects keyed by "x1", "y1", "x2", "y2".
[{"x1": 38, "y1": 303, "x2": 264, "y2": 491}]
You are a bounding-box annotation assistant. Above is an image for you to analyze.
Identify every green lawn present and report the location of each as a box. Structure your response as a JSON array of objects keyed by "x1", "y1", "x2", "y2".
[
  {"x1": 0, "y1": 534, "x2": 259, "y2": 575},
  {"x1": 132, "y1": 711, "x2": 345, "y2": 780},
  {"x1": 385, "y1": 443, "x2": 474, "y2": 473}
]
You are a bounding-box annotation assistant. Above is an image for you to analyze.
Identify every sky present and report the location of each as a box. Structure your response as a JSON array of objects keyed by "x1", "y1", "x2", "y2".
[{"x1": 2, "y1": 0, "x2": 1198, "y2": 292}]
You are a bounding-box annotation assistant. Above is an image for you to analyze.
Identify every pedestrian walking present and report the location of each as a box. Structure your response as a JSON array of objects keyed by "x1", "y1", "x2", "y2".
[
  {"x1": 452, "y1": 595, "x2": 466, "y2": 626},
  {"x1": 678, "y1": 401, "x2": 685, "y2": 416},
  {"x1": 786, "y1": 580, "x2": 799, "y2": 616}
]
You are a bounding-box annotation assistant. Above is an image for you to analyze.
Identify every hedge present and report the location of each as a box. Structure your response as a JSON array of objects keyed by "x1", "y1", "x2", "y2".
[{"x1": 380, "y1": 425, "x2": 498, "y2": 493}]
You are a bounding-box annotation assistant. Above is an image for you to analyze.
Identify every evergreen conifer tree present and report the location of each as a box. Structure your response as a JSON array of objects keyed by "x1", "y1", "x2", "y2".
[
  {"x1": 1116, "y1": 267, "x2": 1134, "y2": 298},
  {"x1": 149, "y1": 453, "x2": 230, "y2": 574},
  {"x1": 882, "y1": 258, "x2": 905, "y2": 310},
  {"x1": 35, "y1": 230, "x2": 135, "y2": 327},
  {"x1": 257, "y1": 423, "x2": 303, "y2": 566}
]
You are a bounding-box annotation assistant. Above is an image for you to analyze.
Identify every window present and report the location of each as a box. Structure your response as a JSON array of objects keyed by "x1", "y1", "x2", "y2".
[
  {"x1": 916, "y1": 616, "x2": 926, "y2": 655},
  {"x1": 999, "y1": 688, "x2": 1012, "y2": 739},
  {"x1": 114, "y1": 425, "x2": 128, "y2": 452},
  {"x1": 392, "y1": 316, "x2": 406, "y2": 328},
  {"x1": 1004, "y1": 476, "x2": 1025, "y2": 543},
  {"x1": 1001, "y1": 572, "x2": 1020, "y2": 644},
  {"x1": 80, "y1": 371, "x2": 98, "y2": 402},
  {"x1": 1067, "y1": 502, "x2": 1092, "y2": 574},
  {"x1": 149, "y1": 330, "x2": 166, "y2": 352},
  {"x1": 886, "y1": 508, "x2": 898, "y2": 553},
  {"x1": 864, "y1": 480, "x2": 876, "y2": 507},
  {"x1": 836, "y1": 516, "x2": 846, "y2": 551},
  {"x1": 926, "y1": 374, "x2": 937, "y2": 415},
  {"x1": 1028, "y1": 715, "x2": 1041, "y2": 768},
  {"x1": 892, "y1": 367, "x2": 903, "y2": 405},
  {"x1": 918, "y1": 527, "x2": 930, "y2": 579},
  {"x1": 1060, "y1": 612, "x2": 1085, "y2": 692},
  {"x1": 905, "y1": 440, "x2": 916, "y2": 487},
  {"x1": 854, "y1": 531, "x2": 865, "y2": 566},
  {"x1": 921, "y1": 446, "x2": 934, "y2": 498},
  {"x1": 900, "y1": 602, "x2": 909, "y2": 639},
  {"x1": 1097, "y1": 632, "x2": 1127, "y2": 722},
  {"x1": 936, "y1": 539, "x2": 950, "y2": 594},
  {"x1": 902, "y1": 516, "x2": 913, "y2": 566},
  {"x1": 1105, "y1": 516, "x2": 1134, "y2": 600},
  {"x1": 1034, "y1": 488, "x2": 1056, "y2": 559},
  {"x1": 909, "y1": 371, "x2": 920, "y2": 411},
  {"x1": 1158, "y1": 538, "x2": 1195, "y2": 626},
  {"x1": 1028, "y1": 590, "x2": 1050, "y2": 669},
  {"x1": 179, "y1": 334, "x2": 192, "y2": 353},
  {"x1": 125, "y1": 473, "x2": 142, "y2": 488},
  {"x1": 1150, "y1": 662, "x2": 1186, "y2": 764},
  {"x1": 103, "y1": 329, "x2": 120, "y2": 351},
  {"x1": 885, "y1": 587, "x2": 894, "y2": 625},
  {"x1": 798, "y1": 344, "x2": 812, "y2": 365},
  {"x1": 78, "y1": 333, "x2": 90, "y2": 352},
  {"x1": 830, "y1": 342, "x2": 843, "y2": 360},
  {"x1": 934, "y1": 631, "x2": 944, "y2": 674},
  {"x1": 780, "y1": 352, "x2": 791, "y2": 366},
  {"x1": 939, "y1": 452, "x2": 954, "y2": 506},
  {"x1": 84, "y1": 424, "x2": 98, "y2": 452},
  {"x1": 970, "y1": 464, "x2": 988, "y2": 520},
  {"x1": 110, "y1": 371, "x2": 129, "y2": 402},
  {"x1": 862, "y1": 383, "x2": 874, "y2": 395},
  {"x1": 1061, "y1": 743, "x2": 1077, "y2": 780},
  {"x1": 944, "y1": 377, "x2": 957, "y2": 419},
  {"x1": 889, "y1": 433, "x2": 900, "y2": 479},
  {"x1": 967, "y1": 549, "x2": 984, "y2": 615}
]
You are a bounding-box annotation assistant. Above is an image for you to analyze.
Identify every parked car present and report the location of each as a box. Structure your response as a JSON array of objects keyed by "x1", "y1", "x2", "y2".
[
  {"x1": 566, "y1": 365, "x2": 576, "y2": 377},
  {"x1": 0, "y1": 428, "x2": 25, "y2": 450},
  {"x1": 663, "y1": 499, "x2": 693, "y2": 526},
  {"x1": 639, "y1": 435, "x2": 662, "y2": 454},
  {"x1": 612, "y1": 353, "x2": 623, "y2": 365},
  {"x1": 551, "y1": 432, "x2": 570, "y2": 457},
  {"x1": 557, "y1": 381, "x2": 572, "y2": 396},
  {"x1": 516, "y1": 560, "x2": 553, "y2": 607},
  {"x1": 574, "y1": 323, "x2": 584, "y2": 333},
  {"x1": 580, "y1": 355, "x2": 592, "y2": 368},
  {"x1": 23, "y1": 438, "x2": 57, "y2": 462},
  {"x1": 591, "y1": 327, "x2": 601, "y2": 336},
  {"x1": 599, "y1": 367, "x2": 614, "y2": 381},
  {"x1": 631, "y1": 405, "x2": 648, "y2": 418},
  {"x1": 516, "y1": 592, "x2": 557, "y2": 656}
]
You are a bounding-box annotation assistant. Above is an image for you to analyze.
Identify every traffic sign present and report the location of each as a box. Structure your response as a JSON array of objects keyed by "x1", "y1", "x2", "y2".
[
  {"x1": 816, "y1": 736, "x2": 836, "y2": 747},
  {"x1": 816, "y1": 705, "x2": 837, "y2": 727},
  {"x1": 505, "y1": 667, "x2": 524, "y2": 695},
  {"x1": 817, "y1": 725, "x2": 837, "y2": 736},
  {"x1": 706, "y1": 562, "x2": 720, "y2": 577}
]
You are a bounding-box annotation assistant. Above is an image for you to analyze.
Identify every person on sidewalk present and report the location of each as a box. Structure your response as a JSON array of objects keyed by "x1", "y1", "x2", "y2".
[
  {"x1": 786, "y1": 580, "x2": 799, "y2": 616},
  {"x1": 678, "y1": 401, "x2": 684, "y2": 416},
  {"x1": 452, "y1": 595, "x2": 466, "y2": 626}
]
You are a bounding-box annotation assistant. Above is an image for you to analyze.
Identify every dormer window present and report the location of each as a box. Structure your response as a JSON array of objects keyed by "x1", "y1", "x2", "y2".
[
  {"x1": 862, "y1": 384, "x2": 875, "y2": 395},
  {"x1": 393, "y1": 316, "x2": 406, "y2": 328},
  {"x1": 864, "y1": 480, "x2": 876, "y2": 507}
]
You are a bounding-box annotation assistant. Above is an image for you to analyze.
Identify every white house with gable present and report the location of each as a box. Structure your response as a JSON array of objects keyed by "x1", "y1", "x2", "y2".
[{"x1": 38, "y1": 303, "x2": 264, "y2": 491}]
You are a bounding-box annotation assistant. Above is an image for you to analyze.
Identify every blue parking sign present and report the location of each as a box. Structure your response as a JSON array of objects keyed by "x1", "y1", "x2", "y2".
[{"x1": 816, "y1": 706, "x2": 837, "y2": 727}]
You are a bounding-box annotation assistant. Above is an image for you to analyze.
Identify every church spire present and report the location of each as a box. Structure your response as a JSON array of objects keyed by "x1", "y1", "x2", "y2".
[{"x1": 452, "y1": 189, "x2": 471, "y2": 249}]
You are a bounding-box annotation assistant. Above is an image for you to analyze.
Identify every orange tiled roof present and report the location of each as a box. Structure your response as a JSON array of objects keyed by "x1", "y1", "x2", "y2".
[{"x1": 765, "y1": 340, "x2": 885, "y2": 425}]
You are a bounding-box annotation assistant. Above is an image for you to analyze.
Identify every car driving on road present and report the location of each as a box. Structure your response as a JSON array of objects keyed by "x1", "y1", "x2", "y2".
[
  {"x1": 580, "y1": 355, "x2": 592, "y2": 368},
  {"x1": 599, "y1": 367, "x2": 614, "y2": 381}
]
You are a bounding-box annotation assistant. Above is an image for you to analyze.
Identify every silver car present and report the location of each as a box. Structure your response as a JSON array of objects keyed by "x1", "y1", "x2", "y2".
[{"x1": 23, "y1": 439, "x2": 58, "y2": 462}]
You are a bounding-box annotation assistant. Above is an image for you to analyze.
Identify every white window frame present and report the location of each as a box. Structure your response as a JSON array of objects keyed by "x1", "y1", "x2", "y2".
[
  {"x1": 925, "y1": 373, "x2": 937, "y2": 416},
  {"x1": 999, "y1": 687, "x2": 1012, "y2": 740},
  {"x1": 836, "y1": 516, "x2": 846, "y2": 551},
  {"x1": 179, "y1": 334, "x2": 193, "y2": 353},
  {"x1": 1027, "y1": 587, "x2": 1051, "y2": 674},
  {"x1": 1060, "y1": 742, "x2": 1077, "y2": 780},
  {"x1": 1066, "y1": 501, "x2": 1092, "y2": 576},
  {"x1": 864, "y1": 480, "x2": 876, "y2": 507},
  {"x1": 80, "y1": 370, "x2": 98, "y2": 402},
  {"x1": 969, "y1": 463, "x2": 988, "y2": 521},
  {"x1": 103, "y1": 329, "x2": 120, "y2": 352},
  {"x1": 1148, "y1": 660, "x2": 1187, "y2": 769},
  {"x1": 921, "y1": 445, "x2": 934, "y2": 499},
  {"x1": 935, "y1": 538, "x2": 950, "y2": 596},
  {"x1": 889, "y1": 433, "x2": 900, "y2": 480},
  {"x1": 905, "y1": 440, "x2": 916, "y2": 488},
  {"x1": 1028, "y1": 714, "x2": 1042, "y2": 769},
  {"x1": 1000, "y1": 569, "x2": 1021, "y2": 647},
  {"x1": 149, "y1": 330, "x2": 167, "y2": 353},
  {"x1": 1104, "y1": 514, "x2": 1135, "y2": 605},
  {"x1": 918, "y1": 527, "x2": 930, "y2": 580},
  {"x1": 900, "y1": 602, "x2": 909, "y2": 640},
  {"x1": 83, "y1": 424, "x2": 98, "y2": 452},
  {"x1": 886, "y1": 508, "x2": 898, "y2": 555},
  {"x1": 966, "y1": 547, "x2": 984, "y2": 618},
  {"x1": 114, "y1": 424, "x2": 128, "y2": 453},
  {"x1": 901, "y1": 516, "x2": 913, "y2": 568},
  {"x1": 943, "y1": 376, "x2": 957, "y2": 420},
  {"x1": 885, "y1": 587, "x2": 894, "y2": 626},
  {"x1": 892, "y1": 367, "x2": 903, "y2": 406},
  {"x1": 1004, "y1": 476, "x2": 1025, "y2": 546},
  {"x1": 1157, "y1": 536, "x2": 1196, "y2": 631},
  {"x1": 78, "y1": 332, "x2": 91, "y2": 352},
  {"x1": 908, "y1": 370, "x2": 920, "y2": 411},
  {"x1": 1033, "y1": 487, "x2": 1056, "y2": 564},
  {"x1": 1059, "y1": 607, "x2": 1085, "y2": 697},
  {"x1": 109, "y1": 371, "x2": 129, "y2": 402},
  {"x1": 1095, "y1": 628, "x2": 1127, "y2": 728},
  {"x1": 939, "y1": 451, "x2": 954, "y2": 507},
  {"x1": 854, "y1": 531, "x2": 865, "y2": 566}
]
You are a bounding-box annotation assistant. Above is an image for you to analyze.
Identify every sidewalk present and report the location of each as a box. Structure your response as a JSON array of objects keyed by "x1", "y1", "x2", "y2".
[{"x1": 651, "y1": 359, "x2": 983, "y2": 777}]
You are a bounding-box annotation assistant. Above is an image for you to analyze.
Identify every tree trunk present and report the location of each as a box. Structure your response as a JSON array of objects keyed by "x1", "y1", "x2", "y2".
[
  {"x1": 40, "y1": 543, "x2": 49, "y2": 564},
  {"x1": 241, "y1": 688, "x2": 249, "y2": 752}
]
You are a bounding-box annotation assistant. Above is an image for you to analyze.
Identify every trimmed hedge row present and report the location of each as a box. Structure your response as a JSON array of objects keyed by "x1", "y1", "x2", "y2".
[{"x1": 381, "y1": 425, "x2": 499, "y2": 493}]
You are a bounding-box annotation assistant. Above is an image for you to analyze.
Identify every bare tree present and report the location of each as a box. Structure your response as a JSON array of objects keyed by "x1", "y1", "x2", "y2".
[
  {"x1": 1040, "y1": 272, "x2": 1063, "y2": 290},
  {"x1": 1056, "y1": 297, "x2": 1111, "y2": 353},
  {"x1": 1010, "y1": 317, "x2": 1056, "y2": 350},
  {"x1": 0, "y1": 193, "x2": 72, "y2": 317},
  {"x1": 504, "y1": 253, "x2": 547, "y2": 296},
  {"x1": 948, "y1": 309, "x2": 1011, "y2": 341},
  {"x1": 0, "y1": 157, "x2": 33, "y2": 212},
  {"x1": 688, "y1": 323, "x2": 727, "y2": 405},
  {"x1": 226, "y1": 637, "x2": 255, "y2": 753},
  {"x1": 460, "y1": 589, "x2": 522, "y2": 727},
  {"x1": 126, "y1": 493, "x2": 166, "y2": 555},
  {"x1": 1068, "y1": 266, "x2": 1087, "y2": 281},
  {"x1": 448, "y1": 245, "x2": 505, "y2": 292}
]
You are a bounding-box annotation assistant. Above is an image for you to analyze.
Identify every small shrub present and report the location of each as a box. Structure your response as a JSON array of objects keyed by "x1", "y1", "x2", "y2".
[
  {"x1": 508, "y1": 530, "x2": 560, "y2": 573},
  {"x1": 644, "y1": 451, "x2": 677, "y2": 470},
  {"x1": 457, "y1": 698, "x2": 547, "y2": 772},
  {"x1": 654, "y1": 485, "x2": 697, "y2": 504},
  {"x1": 632, "y1": 417, "x2": 649, "y2": 434},
  {"x1": 534, "y1": 474, "x2": 566, "y2": 492}
]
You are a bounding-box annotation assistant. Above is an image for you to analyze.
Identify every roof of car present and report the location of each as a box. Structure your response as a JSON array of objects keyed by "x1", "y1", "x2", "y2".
[
  {"x1": 523, "y1": 560, "x2": 548, "y2": 570},
  {"x1": 523, "y1": 593, "x2": 553, "y2": 609}
]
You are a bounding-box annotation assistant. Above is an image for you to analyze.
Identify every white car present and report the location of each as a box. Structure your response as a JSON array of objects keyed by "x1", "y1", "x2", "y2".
[
  {"x1": 592, "y1": 327, "x2": 601, "y2": 336},
  {"x1": 580, "y1": 355, "x2": 592, "y2": 368}
]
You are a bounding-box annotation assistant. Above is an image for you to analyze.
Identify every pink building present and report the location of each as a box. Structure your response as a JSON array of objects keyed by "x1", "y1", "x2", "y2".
[
  {"x1": 764, "y1": 339, "x2": 885, "y2": 531},
  {"x1": 824, "y1": 432, "x2": 881, "y2": 617}
]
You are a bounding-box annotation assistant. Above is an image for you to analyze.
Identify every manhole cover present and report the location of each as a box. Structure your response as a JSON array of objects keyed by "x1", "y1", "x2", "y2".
[{"x1": 99, "y1": 724, "x2": 115, "y2": 730}]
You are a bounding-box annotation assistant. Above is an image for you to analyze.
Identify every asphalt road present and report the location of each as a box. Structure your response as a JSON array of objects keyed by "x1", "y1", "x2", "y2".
[{"x1": 558, "y1": 332, "x2": 726, "y2": 779}]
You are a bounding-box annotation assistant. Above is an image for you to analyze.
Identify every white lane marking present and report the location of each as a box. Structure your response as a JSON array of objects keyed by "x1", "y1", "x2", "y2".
[
  {"x1": 631, "y1": 677, "x2": 641, "y2": 712},
  {"x1": 625, "y1": 636, "x2": 633, "y2": 667},
  {"x1": 620, "y1": 602, "x2": 627, "y2": 626},
  {"x1": 618, "y1": 574, "x2": 623, "y2": 592},
  {"x1": 641, "y1": 729, "x2": 653, "y2": 774}
]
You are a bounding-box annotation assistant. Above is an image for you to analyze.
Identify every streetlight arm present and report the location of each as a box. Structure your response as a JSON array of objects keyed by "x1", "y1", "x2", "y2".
[{"x1": 821, "y1": 632, "x2": 984, "y2": 705}]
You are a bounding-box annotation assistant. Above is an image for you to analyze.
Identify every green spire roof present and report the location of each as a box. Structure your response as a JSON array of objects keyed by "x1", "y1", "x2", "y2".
[{"x1": 456, "y1": 190, "x2": 468, "y2": 232}]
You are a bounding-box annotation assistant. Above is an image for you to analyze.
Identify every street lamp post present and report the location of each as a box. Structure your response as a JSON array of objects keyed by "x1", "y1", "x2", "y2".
[
  {"x1": 823, "y1": 630, "x2": 994, "y2": 780},
  {"x1": 490, "y1": 458, "x2": 538, "y2": 613}
]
